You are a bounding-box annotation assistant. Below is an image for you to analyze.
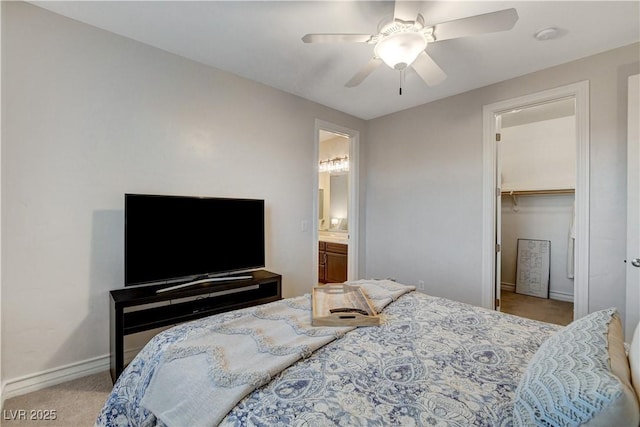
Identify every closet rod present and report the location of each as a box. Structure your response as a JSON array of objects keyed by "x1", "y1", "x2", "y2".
[{"x1": 501, "y1": 188, "x2": 575, "y2": 196}]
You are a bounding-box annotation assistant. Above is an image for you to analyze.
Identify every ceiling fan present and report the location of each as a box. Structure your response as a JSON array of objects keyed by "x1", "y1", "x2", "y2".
[{"x1": 302, "y1": 2, "x2": 518, "y2": 92}]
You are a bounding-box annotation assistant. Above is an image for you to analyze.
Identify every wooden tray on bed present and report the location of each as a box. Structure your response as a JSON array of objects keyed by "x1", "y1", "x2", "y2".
[{"x1": 312, "y1": 284, "x2": 381, "y2": 326}]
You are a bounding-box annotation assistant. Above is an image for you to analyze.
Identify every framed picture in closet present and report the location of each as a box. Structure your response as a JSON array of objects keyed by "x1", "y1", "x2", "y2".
[{"x1": 515, "y1": 239, "x2": 550, "y2": 298}]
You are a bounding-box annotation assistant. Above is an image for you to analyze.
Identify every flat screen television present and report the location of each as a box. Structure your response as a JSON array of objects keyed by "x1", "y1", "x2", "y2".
[{"x1": 125, "y1": 194, "x2": 265, "y2": 287}]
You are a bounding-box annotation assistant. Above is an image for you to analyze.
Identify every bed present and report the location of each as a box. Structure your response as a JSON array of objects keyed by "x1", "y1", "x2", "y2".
[{"x1": 96, "y1": 280, "x2": 640, "y2": 427}]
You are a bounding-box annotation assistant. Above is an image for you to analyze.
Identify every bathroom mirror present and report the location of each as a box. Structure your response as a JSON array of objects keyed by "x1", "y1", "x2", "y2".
[
  {"x1": 329, "y1": 174, "x2": 348, "y2": 232},
  {"x1": 318, "y1": 131, "x2": 349, "y2": 233},
  {"x1": 318, "y1": 172, "x2": 348, "y2": 232}
]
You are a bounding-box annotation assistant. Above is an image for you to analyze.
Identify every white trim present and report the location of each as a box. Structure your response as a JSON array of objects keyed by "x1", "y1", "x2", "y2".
[
  {"x1": 626, "y1": 74, "x2": 640, "y2": 340},
  {"x1": 2, "y1": 355, "x2": 110, "y2": 401},
  {"x1": 3, "y1": 344, "x2": 150, "y2": 402},
  {"x1": 482, "y1": 81, "x2": 590, "y2": 320},
  {"x1": 573, "y1": 81, "x2": 590, "y2": 319},
  {"x1": 313, "y1": 120, "x2": 360, "y2": 282},
  {"x1": 500, "y1": 282, "x2": 573, "y2": 302},
  {"x1": 501, "y1": 283, "x2": 574, "y2": 302},
  {"x1": 0, "y1": 0, "x2": 4, "y2": 408},
  {"x1": 549, "y1": 291, "x2": 575, "y2": 303}
]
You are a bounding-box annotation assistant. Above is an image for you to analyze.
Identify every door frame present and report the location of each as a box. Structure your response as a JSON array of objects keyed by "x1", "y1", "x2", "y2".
[
  {"x1": 495, "y1": 114, "x2": 502, "y2": 310},
  {"x1": 626, "y1": 74, "x2": 639, "y2": 339},
  {"x1": 481, "y1": 81, "x2": 590, "y2": 319},
  {"x1": 313, "y1": 119, "x2": 360, "y2": 283}
]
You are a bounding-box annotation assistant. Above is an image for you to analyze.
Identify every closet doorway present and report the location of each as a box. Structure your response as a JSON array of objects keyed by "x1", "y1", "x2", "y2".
[
  {"x1": 313, "y1": 120, "x2": 359, "y2": 285},
  {"x1": 482, "y1": 81, "x2": 590, "y2": 323},
  {"x1": 498, "y1": 99, "x2": 576, "y2": 325}
]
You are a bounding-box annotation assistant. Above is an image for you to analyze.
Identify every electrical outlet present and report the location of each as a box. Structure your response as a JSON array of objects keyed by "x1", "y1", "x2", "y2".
[{"x1": 417, "y1": 280, "x2": 425, "y2": 291}]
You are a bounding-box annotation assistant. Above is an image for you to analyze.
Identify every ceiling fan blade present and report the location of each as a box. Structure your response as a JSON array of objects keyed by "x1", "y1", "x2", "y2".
[
  {"x1": 432, "y1": 8, "x2": 518, "y2": 42},
  {"x1": 302, "y1": 34, "x2": 372, "y2": 43},
  {"x1": 393, "y1": 0, "x2": 421, "y2": 22},
  {"x1": 345, "y1": 57, "x2": 383, "y2": 87},
  {"x1": 411, "y1": 51, "x2": 447, "y2": 86}
]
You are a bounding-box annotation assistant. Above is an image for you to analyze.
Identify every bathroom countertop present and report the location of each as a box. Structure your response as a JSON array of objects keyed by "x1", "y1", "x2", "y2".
[{"x1": 318, "y1": 233, "x2": 349, "y2": 245}]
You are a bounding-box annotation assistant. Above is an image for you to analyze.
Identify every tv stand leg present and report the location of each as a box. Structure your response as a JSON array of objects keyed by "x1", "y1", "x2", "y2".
[{"x1": 110, "y1": 300, "x2": 124, "y2": 383}]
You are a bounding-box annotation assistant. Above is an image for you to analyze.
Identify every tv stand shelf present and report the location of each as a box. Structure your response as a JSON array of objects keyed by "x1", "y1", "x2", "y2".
[{"x1": 109, "y1": 270, "x2": 281, "y2": 382}]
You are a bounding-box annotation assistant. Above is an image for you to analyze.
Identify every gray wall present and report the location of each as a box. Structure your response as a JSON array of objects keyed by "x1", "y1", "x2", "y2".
[
  {"x1": 2, "y1": 2, "x2": 365, "y2": 382},
  {"x1": 365, "y1": 43, "x2": 639, "y2": 322}
]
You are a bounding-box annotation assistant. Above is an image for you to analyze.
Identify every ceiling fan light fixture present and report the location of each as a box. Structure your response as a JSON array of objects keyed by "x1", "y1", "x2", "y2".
[{"x1": 374, "y1": 31, "x2": 427, "y2": 70}]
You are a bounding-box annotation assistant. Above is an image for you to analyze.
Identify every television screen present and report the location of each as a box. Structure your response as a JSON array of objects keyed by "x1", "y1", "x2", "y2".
[{"x1": 125, "y1": 194, "x2": 265, "y2": 286}]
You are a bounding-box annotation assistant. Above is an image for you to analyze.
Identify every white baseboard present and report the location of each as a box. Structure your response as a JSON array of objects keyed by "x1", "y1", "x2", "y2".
[
  {"x1": 1, "y1": 345, "x2": 147, "y2": 404},
  {"x1": 549, "y1": 291, "x2": 574, "y2": 302},
  {"x1": 500, "y1": 283, "x2": 515, "y2": 292},
  {"x1": 2, "y1": 354, "x2": 110, "y2": 402},
  {"x1": 502, "y1": 283, "x2": 573, "y2": 302}
]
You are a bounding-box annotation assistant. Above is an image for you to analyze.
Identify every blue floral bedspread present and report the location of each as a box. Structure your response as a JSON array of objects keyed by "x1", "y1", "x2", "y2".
[{"x1": 96, "y1": 290, "x2": 559, "y2": 427}]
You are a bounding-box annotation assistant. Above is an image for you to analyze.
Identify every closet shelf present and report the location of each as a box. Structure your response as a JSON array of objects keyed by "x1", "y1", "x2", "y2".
[{"x1": 501, "y1": 188, "x2": 574, "y2": 212}]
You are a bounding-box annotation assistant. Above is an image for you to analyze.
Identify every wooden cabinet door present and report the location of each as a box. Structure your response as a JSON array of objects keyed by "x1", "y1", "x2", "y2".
[
  {"x1": 325, "y1": 251, "x2": 347, "y2": 283},
  {"x1": 325, "y1": 243, "x2": 348, "y2": 283},
  {"x1": 318, "y1": 242, "x2": 326, "y2": 283},
  {"x1": 319, "y1": 252, "x2": 326, "y2": 283}
]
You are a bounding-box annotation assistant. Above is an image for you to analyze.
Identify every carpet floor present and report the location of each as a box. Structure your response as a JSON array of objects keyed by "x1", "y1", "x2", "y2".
[
  {"x1": 2, "y1": 371, "x2": 112, "y2": 426},
  {"x1": 501, "y1": 290, "x2": 574, "y2": 326}
]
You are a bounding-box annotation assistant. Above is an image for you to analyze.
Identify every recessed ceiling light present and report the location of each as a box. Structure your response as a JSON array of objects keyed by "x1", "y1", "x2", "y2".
[{"x1": 534, "y1": 27, "x2": 559, "y2": 41}]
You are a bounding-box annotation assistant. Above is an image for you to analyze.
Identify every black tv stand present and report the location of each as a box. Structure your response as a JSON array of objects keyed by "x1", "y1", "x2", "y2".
[{"x1": 109, "y1": 269, "x2": 281, "y2": 382}]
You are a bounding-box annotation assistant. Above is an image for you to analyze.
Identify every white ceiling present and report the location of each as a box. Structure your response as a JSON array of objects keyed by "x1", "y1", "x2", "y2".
[{"x1": 31, "y1": 1, "x2": 640, "y2": 120}]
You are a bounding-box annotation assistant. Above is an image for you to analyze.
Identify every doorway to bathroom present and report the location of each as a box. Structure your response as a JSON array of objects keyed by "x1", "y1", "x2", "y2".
[{"x1": 313, "y1": 120, "x2": 359, "y2": 285}]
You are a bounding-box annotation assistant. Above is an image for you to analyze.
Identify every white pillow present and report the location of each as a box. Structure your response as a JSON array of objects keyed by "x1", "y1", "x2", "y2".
[
  {"x1": 630, "y1": 321, "x2": 640, "y2": 403},
  {"x1": 513, "y1": 308, "x2": 639, "y2": 426}
]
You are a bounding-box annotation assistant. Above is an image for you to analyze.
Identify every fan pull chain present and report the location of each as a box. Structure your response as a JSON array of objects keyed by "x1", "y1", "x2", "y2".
[{"x1": 399, "y1": 69, "x2": 404, "y2": 95}]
